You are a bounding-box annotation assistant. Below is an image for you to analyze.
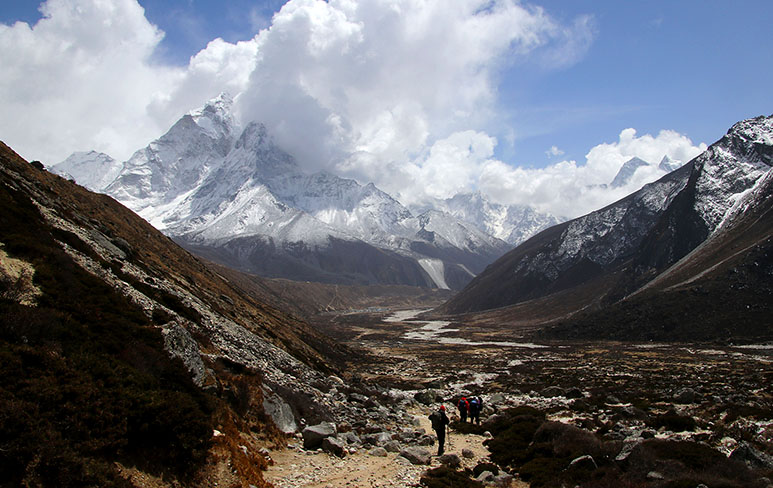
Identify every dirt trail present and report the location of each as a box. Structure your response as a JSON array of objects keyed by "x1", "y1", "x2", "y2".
[{"x1": 265, "y1": 407, "x2": 526, "y2": 487}]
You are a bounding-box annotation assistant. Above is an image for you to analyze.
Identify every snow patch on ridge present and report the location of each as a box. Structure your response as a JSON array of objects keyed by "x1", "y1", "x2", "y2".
[{"x1": 418, "y1": 258, "x2": 449, "y2": 290}]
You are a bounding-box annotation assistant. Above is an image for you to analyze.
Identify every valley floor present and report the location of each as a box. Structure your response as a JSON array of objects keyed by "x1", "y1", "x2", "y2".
[{"x1": 277, "y1": 309, "x2": 773, "y2": 486}]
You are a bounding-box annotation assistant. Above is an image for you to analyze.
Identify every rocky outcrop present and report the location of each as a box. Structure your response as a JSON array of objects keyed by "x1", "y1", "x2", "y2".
[{"x1": 400, "y1": 447, "x2": 432, "y2": 465}]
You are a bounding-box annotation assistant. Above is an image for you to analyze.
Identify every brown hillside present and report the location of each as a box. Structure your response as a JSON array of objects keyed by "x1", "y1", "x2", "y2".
[{"x1": 0, "y1": 140, "x2": 353, "y2": 486}]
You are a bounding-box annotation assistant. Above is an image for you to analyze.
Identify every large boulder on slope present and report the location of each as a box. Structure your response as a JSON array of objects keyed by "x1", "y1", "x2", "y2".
[{"x1": 302, "y1": 422, "x2": 336, "y2": 449}]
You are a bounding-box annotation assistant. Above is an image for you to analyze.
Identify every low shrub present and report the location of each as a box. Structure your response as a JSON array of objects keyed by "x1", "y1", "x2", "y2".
[
  {"x1": 472, "y1": 462, "x2": 499, "y2": 477},
  {"x1": 647, "y1": 409, "x2": 697, "y2": 432},
  {"x1": 420, "y1": 466, "x2": 483, "y2": 488},
  {"x1": 0, "y1": 183, "x2": 215, "y2": 485},
  {"x1": 483, "y1": 408, "x2": 545, "y2": 468},
  {"x1": 623, "y1": 440, "x2": 760, "y2": 487}
]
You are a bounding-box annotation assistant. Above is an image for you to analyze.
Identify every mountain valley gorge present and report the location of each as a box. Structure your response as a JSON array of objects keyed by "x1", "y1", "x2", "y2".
[{"x1": 1, "y1": 113, "x2": 772, "y2": 487}]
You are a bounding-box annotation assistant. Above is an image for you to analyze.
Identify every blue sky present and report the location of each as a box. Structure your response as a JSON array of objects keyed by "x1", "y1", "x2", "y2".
[
  {"x1": 498, "y1": 0, "x2": 773, "y2": 165},
  {"x1": 1, "y1": 0, "x2": 771, "y2": 216}
]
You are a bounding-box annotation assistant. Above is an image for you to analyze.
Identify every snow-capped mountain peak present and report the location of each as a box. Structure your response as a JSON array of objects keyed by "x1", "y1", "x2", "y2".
[
  {"x1": 693, "y1": 114, "x2": 773, "y2": 231},
  {"x1": 188, "y1": 92, "x2": 237, "y2": 140},
  {"x1": 52, "y1": 94, "x2": 563, "y2": 289},
  {"x1": 658, "y1": 155, "x2": 682, "y2": 173},
  {"x1": 434, "y1": 192, "x2": 561, "y2": 246},
  {"x1": 53, "y1": 150, "x2": 122, "y2": 192},
  {"x1": 611, "y1": 157, "x2": 650, "y2": 188},
  {"x1": 443, "y1": 113, "x2": 773, "y2": 314}
]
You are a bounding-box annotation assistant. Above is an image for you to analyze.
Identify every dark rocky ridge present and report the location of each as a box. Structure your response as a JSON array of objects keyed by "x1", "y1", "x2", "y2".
[
  {"x1": 539, "y1": 168, "x2": 773, "y2": 342},
  {"x1": 439, "y1": 115, "x2": 773, "y2": 342},
  {"x1": 181, "y1": 235, "x2": 440, "y2": 288}
]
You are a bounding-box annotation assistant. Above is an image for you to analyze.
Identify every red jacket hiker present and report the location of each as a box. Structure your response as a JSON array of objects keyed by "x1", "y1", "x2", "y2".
[{"x1": 458, "y1": 397, "x2": 470, "y2": 422}]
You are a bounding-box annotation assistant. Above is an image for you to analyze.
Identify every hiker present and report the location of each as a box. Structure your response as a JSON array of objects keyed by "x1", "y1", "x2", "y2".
[
  {"x1": 469, "y1": 395, "x2": 482, "y2": 425},
  {"x1": 428, "y1": 405, "x2": 450, "y2": 456},
  {"x1": 457, "y1": 396, "x2": 469, "y2": 423}
]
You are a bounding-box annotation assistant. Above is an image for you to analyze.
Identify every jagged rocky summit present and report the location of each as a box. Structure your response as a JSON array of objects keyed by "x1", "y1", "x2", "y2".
[
  {"x1": 54, "y1": 94, "x2": 527, "y2": 290},
  {"x1": 442, "y1": 114, "x2": 773, "y2": 320}
]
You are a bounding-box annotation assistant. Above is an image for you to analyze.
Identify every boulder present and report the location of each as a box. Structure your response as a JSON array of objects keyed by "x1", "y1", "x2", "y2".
[
  {"x1": 541, "y1": 386, "x2": 565, "y2": 398},
  {"x1": 647, "y1": 471, "x2": 665, "y2": 481},
  {"x1": 384, "y1": 440, "x2": 401, "y2": 453},
  {"x1": 302, "y1": 422, "x2": 336, "y2": 450},
  {"x1": 461, "y1": 448, "x2": 475, "y2": 459},
  {"x1": 615, "y1": 441, "x2": 639, "y2": 462},
  {"x1": 399, "y1": 447, "x2": 432, "y2": 465},
  {"x1": 569, "y1": 454, "x2": 598, "y2": 471},
  {"x1": 473, "y1": 462, "x2": 499, "y2": 477},
  {"x1": 730, "y1": 441, "x2": 773, "y2": 469},
  {"x1": 369, "y1": 447, "x2": 388, "y2": 457},
  {"x1": 321, "y1": 437, "x2": 346, "y2": 458},
  {"x1": 349, "y1": 392, "x2": 369, "y2": 403},
  {"x1": 413, "y1": 389, "x2": 440, "y2": 405},
  {"x1": 476, "y1": 471, "x2": 495, "y2": 482},
  {"x1": 673, "y1": 388, "x2": 699, "y2": 404},
  {"x1": 363, "y1": 431, "x2": 393, "y2": 446},
  {"x1": 565, "y1": 387, "x2": 584, "y2": 399},
  {"x1": 340, "y1": 431, "x2": 361, "y2": 445},
  {"x1": 364, "y1": 397, "x2": 381, "y2": 409},
  {"x1": 489, "y1": 393, "x2": 506, "y2": 404},
  {"x1": 640, "y1": 429, "x2": 656, "y2": 439},
  {"x1": 262, "y1": 389, "x2": 298, "y2": 434},
  {"x1": 396, "y1": 429, "x2": 417, "y2": 443},
  {"x1": 571, "y1": 399, "x2": 591, "y2": 412},
  {"x1": 614, "y1": 405, "x2": 647, "y2": 420},
  {"x1": 492, "y1": 473, "x2": 514, "y2": 487},
  {"x1": 417, "y1": 434, "x2": 435, "y2": 446},
  {"x1": 438, "y1": 453, "x2": 461, "y2": 469}
]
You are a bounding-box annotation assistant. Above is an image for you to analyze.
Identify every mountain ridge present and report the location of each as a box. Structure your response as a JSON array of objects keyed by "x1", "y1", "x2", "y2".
[
  {"x1": 54, "y1": 95, "x2": 519, "y2": 289},
  {"x1": 440, "y1": 114, "x2": 773, "y2": 325}
]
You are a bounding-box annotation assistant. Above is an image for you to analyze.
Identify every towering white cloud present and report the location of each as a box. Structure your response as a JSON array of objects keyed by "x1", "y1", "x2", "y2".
[
  {"x1": 235, "y1": 0, "x2": 593, "y2": 175},
  {"x1": 0, "y1": 0, "x2": 591, "y2": 165},
  {"x1": 0, "y1": 0, "x2": 180, "y2": 161}
]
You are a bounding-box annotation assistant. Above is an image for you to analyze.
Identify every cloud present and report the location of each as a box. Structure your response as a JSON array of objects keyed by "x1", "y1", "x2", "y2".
[
  {"x1": 546, "y1": 145, "x2": 565, "y2": 157},
  {"x1": 9, "y1": 0, "x2": 689, "y2": 222},
  {"x1": 479, "y1": 128, "x2": 707, "y2": 219},
  {"x1": 235, "y1": 0, "x2": 593, "y2": 174},
  {"x1": 0, "y1": 0, "x2": 182, "y2": 162},
  {"x1": 0, "y1": 0, "x2": 593, "y2": 173},
  {"x1": 0, "y1": 0, "x2": 263, "y2": 164}
]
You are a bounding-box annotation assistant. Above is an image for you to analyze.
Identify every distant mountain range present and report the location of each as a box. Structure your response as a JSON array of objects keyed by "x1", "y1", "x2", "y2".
[
  {"x1": 55, "y1": 94, "x2": 564, "y2": 290},
  {"x1": 440, "y1": 114, "x2": 773, "y2": 341}
]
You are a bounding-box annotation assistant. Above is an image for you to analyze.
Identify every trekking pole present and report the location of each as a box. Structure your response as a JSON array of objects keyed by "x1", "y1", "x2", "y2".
[{"x1": 446, "y1": 423, "x2": 452, "y2": 450}]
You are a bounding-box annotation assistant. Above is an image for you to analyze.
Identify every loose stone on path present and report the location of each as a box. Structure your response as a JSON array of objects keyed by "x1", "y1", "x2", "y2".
[{"x1": 264, "y1": 406, "x2": 510, "y2": 488}]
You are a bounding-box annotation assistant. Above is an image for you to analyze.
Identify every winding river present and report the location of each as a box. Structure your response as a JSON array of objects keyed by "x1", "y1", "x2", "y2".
[{"x1": 386, "y1": 309, "x2": 547, "y2": 348}]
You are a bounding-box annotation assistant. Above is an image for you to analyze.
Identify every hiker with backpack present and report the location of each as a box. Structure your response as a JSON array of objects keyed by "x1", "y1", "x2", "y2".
[
  {"x1": 457, "y1": 396, "x2": 470, "y2": 423},
  {"x1": 428, "y1": 404, "x2": 450, "y2": 456},
  {"x1": 469, "y1": 395, "x2": 482, "y2": 425}
]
